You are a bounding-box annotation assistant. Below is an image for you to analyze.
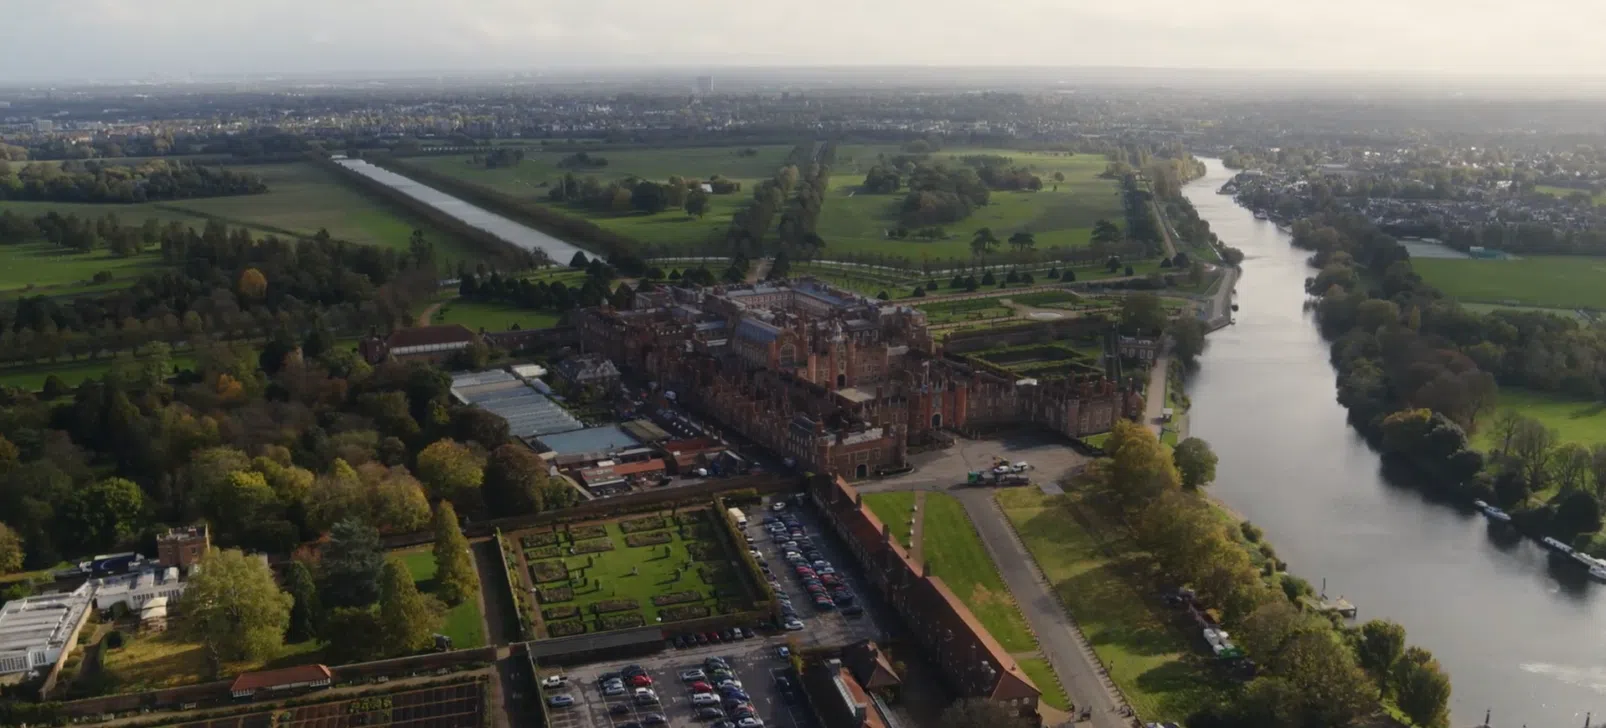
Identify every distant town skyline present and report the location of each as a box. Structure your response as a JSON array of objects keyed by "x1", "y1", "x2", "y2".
[{"x1": 4, "y1": 0, "x2": 1603, "y2": 83}]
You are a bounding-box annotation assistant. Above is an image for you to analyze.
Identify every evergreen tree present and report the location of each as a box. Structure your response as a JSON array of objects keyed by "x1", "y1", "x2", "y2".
[
  {"x1": 284, "y1": 560, "x2": 321, "y2": 643},
  {"x1": 569, "y1": 251, "x2": 589, "y2": 268},
  {"x1": 432, "y1": 502, "x2": 479, "y2": 606},
  {"x1": 320, "y1": 518, "x2": 385, "y2": 608}
]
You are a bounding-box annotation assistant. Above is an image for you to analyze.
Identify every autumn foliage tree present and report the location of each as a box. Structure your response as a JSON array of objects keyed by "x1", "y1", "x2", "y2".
[
  {"x1": 175, "y1": 548, "x2": 293, "y2": 674},
  {"x1": 432, "y1": 501, "x2": 479, "y2": 606},
  {"x1": 237, "y1": 267, "x2": 268, "y2": 300}
]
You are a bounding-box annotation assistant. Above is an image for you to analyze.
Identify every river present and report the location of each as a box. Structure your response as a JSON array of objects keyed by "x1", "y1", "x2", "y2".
[
  {"x1": 1184, "y1": 158, "x2": 1605, "y2": 728},
  {"x1": 333, "y1": 158, "x2": 588, "y2": 263}
]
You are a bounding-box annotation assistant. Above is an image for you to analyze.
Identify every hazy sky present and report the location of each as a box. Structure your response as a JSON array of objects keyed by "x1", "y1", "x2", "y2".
[{"x1": 4, "y1": 0, "x2": 1602, "y2": 81}]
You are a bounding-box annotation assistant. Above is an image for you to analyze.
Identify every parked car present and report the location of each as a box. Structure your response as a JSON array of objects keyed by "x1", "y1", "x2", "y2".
[
  {"x1": 603, "y1": 685, "x2": 627, "y2": 697},
  {"x1": 541, "y1": 675, "x2": 568, "y2": 688},
  {"x1": 842, "y1": 604, "x2": 865, "y2": 616},
  {"x1": 621, "y1": 664, "x2": 647, "y2": 677},
  {"x1": 691, "y1": 680, "x2": 714, "y2": 693},
  {"x1": 705, "y1": 657, "x2": 729, "y2": 670},
  {"x1": 631, "y1": 674, "x2": 654, "y2": 687},
  {"x1": 611, "y1": 704, "x2": 633, "y2": 716},
  {"x1": 698, "y1": 707, "x2": 728, "y2": 720},
  {"x1": 681, "y1": 669, "x2": 707, "y2": 682},
  {"x1": 776, "y1": 645, "x2": 791, "y2": 659},
  {"x1": 643, "y1": 714, "x2": 668, "y2": 725},
  {"x1": 737, "y1": 718, "x2": 765, "y2": 728},
  {"x1": 547, "y1": 695, "x2": 574, "y2": 708},
  {"x1": 784, "y1": 618, "x2": 805, "y2": 630},
  {"x1": 692, "y1": 693, "x2": 720, "y2": 706}
]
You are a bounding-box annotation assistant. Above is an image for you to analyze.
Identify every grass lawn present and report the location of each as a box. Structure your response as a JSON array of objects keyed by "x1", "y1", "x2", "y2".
[
  {"x1": 919, "y1": 493, "x2": 1037, "y2": 653},
  {"x1": 860, "y1": 492, "x2": 917, "y2": 548},
  {"x1": 1413, "y1": 255, "x2": 1606, "y2": 310},
  {"x1": 396, "y1": 550, "x2": 487, "y2": 650},
  {"x1": 103, "y1": 630, "x2": 324, "y2": 692},
  {"x1": 1474, "y1": 387, "x2": 1606, "y2": 451},
  {"x1": 0, "y1": 242, "x2": 170, "y2": 293},
  {"x1": 0, "y1": 353, "x2": 198, "y2": 392},
  {"x1": 814, "y1": 149, "x2": 1124, "y2": 261},
  {"x1": 516, "y1": 509, "x2": 758, "y2": 637},
  {"x1": 997, "y1": 488, "x2": 1230, "y2": 722},
  {"x1": 1536, "y1": 185, "x2": 1606, "y2": 205},
  {"x1": 1018, "y1": 657, "x2": 1072, "y2": 711},
  {"x1": 408, "y1": 146, "x2": 799, "y2": 250},
  {"x1": 432, "y1": 298, "x2": 563, "y2": 332},
  {"x1": 0, "y1": 162, "x2": 489, "y2": 288}
]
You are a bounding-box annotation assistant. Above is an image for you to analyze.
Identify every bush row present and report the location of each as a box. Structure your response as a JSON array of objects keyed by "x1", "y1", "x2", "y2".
[
  {"x1": 625, "y1": 531, "x2": 673, "y2": 548},
  {"x1": 620, "y1": 516, "x2": 668, "y2": 533},
  {"x1": 591, "y1": 598, "x2": 640, "y2": 614},
  {"x1": 651, "y1": 590, "x2": 703, "y2": 607}
]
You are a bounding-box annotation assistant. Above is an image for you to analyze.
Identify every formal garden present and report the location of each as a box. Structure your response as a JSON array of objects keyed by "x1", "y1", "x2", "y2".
[{"x1": 507, "y1": 507, "x2": 761, "y2": 638}]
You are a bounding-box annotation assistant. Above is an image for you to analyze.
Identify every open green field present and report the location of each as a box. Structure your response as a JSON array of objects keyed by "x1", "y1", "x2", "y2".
[
  {"x1": 1413, "y1": 255, "x2": 1606, "y2": 310},
  {"x1": 919, "y1": 493, "x2": 1037, "y2": 653},
  {"x1": 407, "y1": 146, "x2": 799, "y2": 249},
  {"x1": 396, "y1": 549, "x2": 487, "y2": 649},
  {"x1": 814, "y1": 149, "x2": 1124, "y2": 260},
  {"x1": 0, "y1": 162, "x2": 486, "y2": 293},
  {"x1": 514, "y1": 509, "x2": 758, "y2": 637},
  {"x1": 861, "y1": 492, "x2": 917, "y2": 548},
  {"x1": 1537, "y1": 185, "x2": 1606, "y2": 205},
  {"x1": 1475, "y1": 387, "x2": 1606, "y2": 451},
  {"x1": 103, "y1": 630, "x2": 324, "y2": 692},
  {"x1": 997, "y1": 488, "x2": 1229, "y2": 722},
  {"x1": 432, "y1": 298, "x2": 563, "y2": 332},
  {"x1": 0, "y1": 242, "x2": 168, "y2": 293}
]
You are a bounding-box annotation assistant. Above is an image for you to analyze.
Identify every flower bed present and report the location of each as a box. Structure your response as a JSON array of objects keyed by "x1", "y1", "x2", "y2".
[
  {"x1": 686, "y1": 543, "x2": 723, "y2": 562},
  {"x1": 529, "y1": 560, "x2": 569, "y2": 584},
  {"x1": 625, "y1": 531, "x2": 673, "y2": 548},
  {"x1": 569, "y1": 524, "x2": 608, "y2": 540},
  {"x1": 573, "y1": 538, "x2": 616, "y2": 554},
  {"x1": 547, "y1": 620, "x2": 587, "y2": 637},
  {"x1": 525, "y1": 546, "x2": 561, "y2": 560},
  {"x1": 521, "y1": 532, "x2": 559, "y2": 548},
  {"x1": 591, "y1": 598, "x2": 640, "y2": 614},
  {"x1": 619, "y1": 516, "x2": 668, "y2": 533},
  {"x1": 651, "y1": 591, "x2": 703, "y2": 607},
  {"x1": 542, "y1": 606, "x2": 580, "y2": 620},
  {"x1": 537, "y1": 586, "x2": 574, "y2": 603},
  {"x1": 599, "y1": 613, "x2": 646, "y2": 630},
  {"x1": 659, "y1": 605, "x2": 711, "y2": 621}
]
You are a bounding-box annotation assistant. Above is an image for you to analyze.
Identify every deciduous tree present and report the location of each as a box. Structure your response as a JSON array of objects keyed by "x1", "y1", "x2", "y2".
[
  {"x1": 61, "y1": 477, "x2": 145, "y2": 552},
  {"x1": 237, "y1": 268, "x2": 267, "y2": 300},
  {"x1": 936, "y1": 698, "x2": 1029, "y2": 728},
  {"x1": 175, "y1": 548, "x2": 292, "y2": 672},
  {"x1": 417, "y1": 438, "x2": 486, "y2": 507},
  {"x1": 378, "y1": 559, "x2": 442, "y2": 656},
  {"x1": 1393, "y1": 649, "x2": 1451, "y2": 728},
  {"x1": 0, "y1": 524, "x2": 23, "y2": 575},
  {"x1": 483, "y1": 444, "x2": 551, "y2": 515},
  {"x1": 432, "y1": 501, "x2": 479, "y2": 606},
  {"x1": 1173, "y1": 438, "x2": 1219, "y2": 489},
  {"x1": 1356, "y1": 619, "x2": 1407, "y2": 695}
]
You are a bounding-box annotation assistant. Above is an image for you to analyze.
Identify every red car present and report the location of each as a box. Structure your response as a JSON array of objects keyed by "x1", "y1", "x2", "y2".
[
  {"x1": 690, "y1": 681, "x2": 713, "y2": 693},
  {"x1": 631, "y1": 674, "x2": 654, "y2": 687}
]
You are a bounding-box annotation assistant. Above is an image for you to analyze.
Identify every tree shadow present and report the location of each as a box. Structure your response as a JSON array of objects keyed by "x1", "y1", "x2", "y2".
[{"x1": 1134, "y1": 660, "x2": 1226, "y2": 717}]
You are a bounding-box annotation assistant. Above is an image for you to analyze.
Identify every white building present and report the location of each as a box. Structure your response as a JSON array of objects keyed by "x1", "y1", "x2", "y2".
[
  {"x1": 93, "y1": 567, "x2": 186, "y2": 614},
  {"x1": 0, "y1": 583, "x2": 94, "y2": 676}
]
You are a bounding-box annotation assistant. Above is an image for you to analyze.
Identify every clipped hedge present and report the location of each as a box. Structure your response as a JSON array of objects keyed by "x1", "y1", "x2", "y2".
[
  {"x1": 625, "y1": 531, "x2": 673, "y2": 548},
  {"x1": 573, "y1": 538, "x2": 615, "y2": 554},
  {"x1": 548, "y1": 620, "x2": 587, "y2": 637},
  {"x1": 620, "y1": 516, "x2": 668, "y2": 533},
  {"x1": 542, "y1": 606, "x2": 580, "y2": 620},
  {"x1": 525, "y1": 546, "x2": 561, "y2": 560},
  {"x1": 569, "y1": 524, "x2": 608, "y2": 540},
  {"x1": 651, "y1": 591, "x2": 703, "y2": 607},
  {"x1": 537, "y1": 586, "x2": 574, "y2": 603},
  {"x1": 591, "y1": 598, "x2": 640, "y2": 614},
  {"x1": 521, "y1": 532, "x2": 559, "y2": 548},
  {"x1": 529, "y1": 561, "x2": 569, "y2": 584},
  {"x1": 600, "y1": 613, "x2": 647, "y2": 630},
  {"x1": 660, "y1": 605, "x2": 712, "y2": 621}
]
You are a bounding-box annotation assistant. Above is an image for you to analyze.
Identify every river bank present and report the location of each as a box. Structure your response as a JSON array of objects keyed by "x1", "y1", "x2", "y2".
[{"x1": 1182, "y1": 158, "x2": 1606, "y2": 728}]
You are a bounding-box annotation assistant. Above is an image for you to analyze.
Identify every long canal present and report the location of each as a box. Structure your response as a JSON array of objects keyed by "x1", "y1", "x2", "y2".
[
  {"x1": 334, "y1": 158, "x2": 589, "y2": 263},
  {"x1": 1185, "y1": 158, "x2": 1606, "y2": 728}
]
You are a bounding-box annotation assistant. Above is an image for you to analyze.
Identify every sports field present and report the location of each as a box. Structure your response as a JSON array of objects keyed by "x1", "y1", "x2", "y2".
[
  {"x1": 0, "y1": 162, "x2": 485, "y2": 293},
  {"x1": 407, "y1": 145, "x2": 798, "y2": 249},
  {"x1": 1412, "y1": 255, "x2": 1606, "y2": 310},
  {"x1": 814, "y1": 148, "x2": 1124, "y2": 260}
]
